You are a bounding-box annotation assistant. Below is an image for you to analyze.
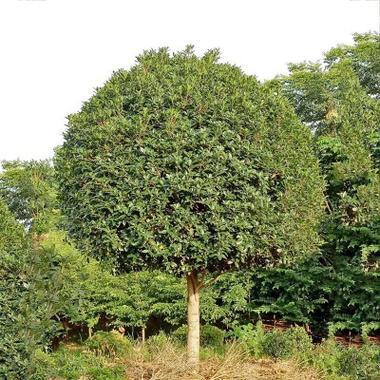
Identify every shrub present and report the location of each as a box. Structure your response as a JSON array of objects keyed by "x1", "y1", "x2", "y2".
[
  {"x1": 303, "y1": 338, "x2": 342, "y2": 377},
  {"x1": 232, "y1": 322, "x2": 266, "y2": 357},
  {"x1": 0, "y1": 201, "x2": 55, "y2": 379},
  {"x1": 262, "y1": 327, "x2": 313, "y2": 359},
  {"x1": 171, "y1": 326, "x2": 188, "y2": 343},
  {"x1": 337, "y1": 344, "x2": 380, "y2": 380},
  {"x1": 200, "y1": 325, "x2": 225, "y2": 349},
  {"x1": 0, "y1": 201, "x2": 30, "y2": 378},
  {"x1": 30, "y1": 349, "x2": 56, "y2": 380},
  {"x1": 232, "y1": 323, "x2": 312, "y2": 360},
  {"x1": 85, "y1": 331, "x2": 133, "y2": 358},
  {"x1": 296, "y1": 338, "x2": 380, "y2": 380},
  {"x1": 173, "y1": 325, "x2": 225, "y2": 349},
  {"x1": 146, "y1": 331, "x2": 172, "y2": 352},
  {"x1": 31, "y1": 346, "x2": 125, "y2": 380}
]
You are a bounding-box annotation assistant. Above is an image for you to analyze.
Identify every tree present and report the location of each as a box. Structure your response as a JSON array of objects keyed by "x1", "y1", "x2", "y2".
[
  {"x1": 281, "y1": 43, "x2": 380, "y2": 269},
  {"x1": 55, "y1": 47, "x2": 325, "y2": 366},
  {"x1": 0, "y1": 200, "x2": 31, "y2": 378},
  {"x1": 0, "y1": 200, "x2": 59, "y2": 378},
  {"x1": 278, "y1": 35, "x2": 380, "y2": 336},
  {"x1": 0, "y1": 164, "x2": 66, "y2": 378},
  {"x1": 0, "y1": 160, "x2": 59, "y2": 235},
  {"x1": 324, "y1": 32, "x2": 380, "y2": 99}
]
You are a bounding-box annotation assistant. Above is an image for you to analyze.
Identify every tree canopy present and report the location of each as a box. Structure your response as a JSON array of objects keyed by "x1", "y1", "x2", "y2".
[
  {"x1": 56, "y1": 47, "x2": 325, "y2": 276},
  {"x1": 0, "y1": 160, "x2": 58, "y2": 234},
  {"x1": 280, "y1": 35, "x2": 380, "y2": 270},
  {"x1": 325, "y1": 33, "x2": 380, "y2": 99}
]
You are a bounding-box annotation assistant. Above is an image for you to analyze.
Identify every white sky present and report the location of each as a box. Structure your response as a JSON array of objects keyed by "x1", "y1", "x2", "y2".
[{"x1": 0, "y1": 0, "x2": 378, "y2": 161}]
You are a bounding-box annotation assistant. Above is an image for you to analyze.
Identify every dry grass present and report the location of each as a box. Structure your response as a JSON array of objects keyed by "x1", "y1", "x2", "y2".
[{"x1": 122, "y1": 338, "x2": 321, "y2": 380}]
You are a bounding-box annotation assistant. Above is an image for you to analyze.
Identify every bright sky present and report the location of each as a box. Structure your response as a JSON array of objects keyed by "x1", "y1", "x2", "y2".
[{"x1": 0, "y1": 0, "x2": 378, "y2": 161}]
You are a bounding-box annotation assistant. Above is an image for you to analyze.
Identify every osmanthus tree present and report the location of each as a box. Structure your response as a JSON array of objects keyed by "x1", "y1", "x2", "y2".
[{"x1": 55, "y1": 47, "x2": 325, "y2": 365}]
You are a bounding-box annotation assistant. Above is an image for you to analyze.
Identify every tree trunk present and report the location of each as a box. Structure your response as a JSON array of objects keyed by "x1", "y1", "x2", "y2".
[
  {"x1": 187, "y1": 272, "x2": 200, "y2": 368},
  {"x1": 142, "y1": 326, "x2": 146, "y2": 345}
]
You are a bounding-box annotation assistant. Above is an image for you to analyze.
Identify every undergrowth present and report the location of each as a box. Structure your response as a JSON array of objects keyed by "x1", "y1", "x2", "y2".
[
  {"x1": 30, "y1": 327, "x2": 380, "y2": 380},
  {"x1": 233, "y1": 322, "x2": 380, "y2": 380}
]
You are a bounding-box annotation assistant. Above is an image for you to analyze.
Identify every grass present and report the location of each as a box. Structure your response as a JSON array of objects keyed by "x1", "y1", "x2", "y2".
[
  {"x1": 31, "y1": 328, "x2": 380, "y2": 380},
  {"x1": 122, "y1": 339, "x2": 320, "y2": 380},
  {"x1": 32, "y1": 331, "x2": 321, "y2": 380}
]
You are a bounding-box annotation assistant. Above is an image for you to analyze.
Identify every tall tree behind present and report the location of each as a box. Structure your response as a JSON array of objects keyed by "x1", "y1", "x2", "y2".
[
  {"x1": 279, "y1": 34, "x2": 380, "y2": 331},
  {"x1": 325, "y1": 33, "x2": 380, "y2": 99}
]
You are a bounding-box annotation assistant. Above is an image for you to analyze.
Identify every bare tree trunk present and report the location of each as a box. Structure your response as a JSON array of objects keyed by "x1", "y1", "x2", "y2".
[
  {"x1": 142, "y1": 326, "x2": 146, "y2": 345},
  {"x1": 187, "y1": 272, "x2": 200, "y2": 368}
]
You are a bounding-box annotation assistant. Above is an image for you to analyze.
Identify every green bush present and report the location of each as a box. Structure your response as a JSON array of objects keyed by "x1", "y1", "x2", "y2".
[
  {"x1": 201, "y1": 325, "x2": 225, "y2": 348},
  {"x1": 146, "y1": 331, "x2": 172, "y2": 352},
  {"x1": 0, "y1": 192, "x2": 63, "y2": 379},
  {"x1": 233, "y1": 323, "x2": 380, "y2": 379},
  {"x1": 302, "y1": 339, "x2": 380, "y2": 380},
  {"x1": 276, "y1": 334, "x2": 380, "y2": 380},
  {"x1": 233, "y1": 323, "x2": 312, "y2": 360},
  {"x1": 0, "y1": 202, "x2": 28, "y2": 378},
  {"x1": 262, "y1": 326, "x2": 313, "y2": 359},
  {"x1": 85, "y1": 331, "x2": 133, "y2": 358},
  {"x1": 337, "y1": 344, "x2": 380, "y2": 380},
  {"x1": 302, "y1": 338, "x2": 342, "y2": 377},
  {"x1": 173, "y1": 325, "x2": 225, "y2": 349},
  {"x1": 30, "y1": 349, "x2": 56, "y2": 380},
  {"x1": 232, "y1": 322, "x2": 266, "y2": 357},
  {"x1": 31, "y1": 346, "x2": 125, "y2": 380}
]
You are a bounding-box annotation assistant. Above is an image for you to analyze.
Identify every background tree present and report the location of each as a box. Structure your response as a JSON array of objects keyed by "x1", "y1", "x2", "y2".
[
  {"x1": 0, "y1": 200, "x2": 60, "y2": 379},
  {"x1": 281, "y1": 39, "x2": 380, "y2": 268},
  {"x1": 278, "y1": 33, "x2": 380, "y2": 334},
  {"x1": 0, "y1": 160, "x2": 59, "y2": 236},
  {"x1": 55, "y1": 47, "x2": 325, "y2": 365},
  {"x1": 0, "y1": 200, "x2": 30, "y2": 378},
  {"x1": 324, "y1": 32, "x2": 380, "y2": 99}
]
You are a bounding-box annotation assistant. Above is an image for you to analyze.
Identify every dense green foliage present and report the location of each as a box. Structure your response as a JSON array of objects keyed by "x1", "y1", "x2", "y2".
[
  {"x1": 32, "y1": 345, "x2": 125, "y2": 380},
  {"x1": 0, "y1": 160, "x2": 58, "y2": 234},
  {"x1": 324, "y1": 33, "x2": 380, "y2": 98},
  {"x1": 277, "y1": 32, "x2": 380, "y2": 334},
  {"x1": 0, "y1": 198, "x2": 62, "y2": 379},
  {"x1": 85, "y1": 331, "x2": 133, "y2": 358},
  {"x1": 0, "y1": 200, "x2": 31, "y2": 378},
  {"x1": 35, "y1": 231, "x2": 247, "y2": 338},
  {"x1": 55, "y1": 47, "x2": 324, "y2": 276}
]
